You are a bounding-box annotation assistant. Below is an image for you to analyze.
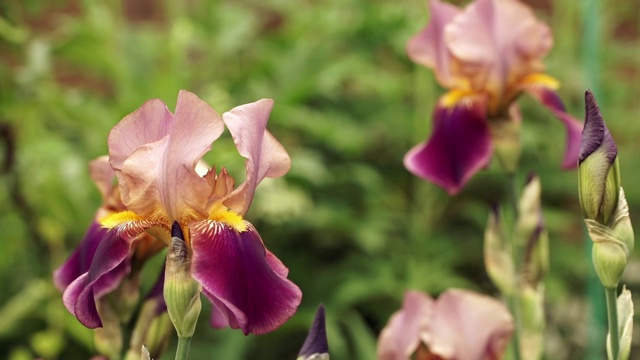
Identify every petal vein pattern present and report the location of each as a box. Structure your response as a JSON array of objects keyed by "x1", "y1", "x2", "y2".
[{"x1": 190, "y1": 220, "x2": 302, "y2": 335}]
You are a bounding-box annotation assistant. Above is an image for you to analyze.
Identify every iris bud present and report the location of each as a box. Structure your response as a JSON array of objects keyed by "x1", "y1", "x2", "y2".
[
  {"x1": 297, "y1": 305, "x2": 330, "y2": 360},
  {"x1": 484, "y1": 205, "x2": 515, "y2": 296},
  {"x1": 164, "y1": 222, "x2": 202, "y2": 338},
  {"x1": 579, "y1": 91, "x2": 634, "y2": 289},
  {"x1": 578, "y1": 91, "x2": 620, "y2": 226}
]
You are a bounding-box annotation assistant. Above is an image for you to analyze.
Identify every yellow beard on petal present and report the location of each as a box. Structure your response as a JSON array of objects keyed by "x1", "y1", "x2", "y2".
[
  {"x1": 441, "y1": 89, "x2": 481, "y2": 109},
  {"x1": 520, "y1": 73, "x2": 560, "y2": 89},
  {"x1": 100, "y1": 210, "x2": 144, "y2": 229},
  {"x1": 210, "y1": 209, "x2": 247, "y2": 232}
]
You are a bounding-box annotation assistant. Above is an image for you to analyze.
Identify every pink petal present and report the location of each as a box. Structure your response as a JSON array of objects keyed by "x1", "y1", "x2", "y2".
[
  {"x1": 377, "y1": 291, "x2": 434, "y2": 360},
  {"x1": 190, "y1": 220, "x2": 302, "y2": 335},
  {"x1": 109, "y1": 90, "x2": 225, "y2": 222},
  {"x1": 54, "y1": 222, "x2": 107, "y2": 292},
  {"x1": 62, "y1": 220, "x2": 161, "y2": 328},
  {"x1": 404, "y1": 97, "x2": 493, "y2": 194},
  {"x1": 407, "y1": 0, "x2": 462, "y2": 88},
  {"x1": 222, "y1": 99, "x2": 291, "y2": 216},
  {"x1": 89, "y1": 156, "x2": 116, "y2": 203},
  {"x1": 428, "y1": 289, "x2": 514, "y2": 360},
  {"x1": 445, "y1": 0, "x2": 552, "y2": 101},
  {"x1": 523, "y1": 85, "x2": 583, "y2": 169}
]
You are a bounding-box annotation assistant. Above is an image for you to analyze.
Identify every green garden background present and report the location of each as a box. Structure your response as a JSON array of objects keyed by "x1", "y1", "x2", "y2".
[{"x1": 1, "y1": 0, "x2": 640, "y2": 358}]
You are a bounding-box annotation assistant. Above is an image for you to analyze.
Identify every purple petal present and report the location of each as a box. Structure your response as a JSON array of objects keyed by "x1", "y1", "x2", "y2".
[
  {"x1": 298, "y1": 304, "x2": 329, "y2": 358},
  {"x1": 407, "y1": 0, "x2": 461, "y2": 88},
  {"x1": 62, "y1": 220, "x2": 161, "y2": 328},
  {"x1": 404, "y1": 97, "x2": 492, "y2": 194},
  {"x1": 190, "y1": 220, "x2": 302, "y2": 335},
  {"x1": 377, "y1": 291, "x2": 433, "y2": 360},
  {"x1": 579, "y1": 90, "x2": 617, "y2": 164},
  {"x1": 523, "y1": 84, "x2": 583, "y2": 169},
  {"x1": 222, "y1": 99, "x2": 291, "y2": 216},
  {"x1": 144, "y1": 265, "x2": 167, "y2": 315},
  {"x1": 54, "y1": 222, "x2": 108, "y2": 292}
]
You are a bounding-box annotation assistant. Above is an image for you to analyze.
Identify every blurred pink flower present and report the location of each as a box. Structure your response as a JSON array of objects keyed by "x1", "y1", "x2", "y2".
[
  {"x1": 378, "y1": 289, "x2": 514, "y2": 360},
  {"x1": 404, "y1": 0, "x2": 582, "y2": 194},
  {"x1": 62, "y1": 90, "x2": 301, "y2": 335}
]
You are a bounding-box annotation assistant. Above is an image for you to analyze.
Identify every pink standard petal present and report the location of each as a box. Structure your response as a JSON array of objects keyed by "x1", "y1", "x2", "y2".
[
  {"x1": 524, "y1": 85, "x2": 583, "y2": 169},
  {"x1": 54, "y1": 222, "x2": 108, "y2": 292},
  {"x1": 89, "y1": 156, "x2": 116, "y2": 203},
  {"x1": 445, "y1": 0, "x2": 552, "y2": 97},
  {"x1": 427, "y1": 289, "x2": 514, "y2": 360},
  {"x1": 377, "y1": 291, "x2": 434, "y2": 360},
  {"x1": 110, "y1": 91, "x2": 225, "y2": 222},
  {"x1": 404, "y1": 97, "x2": 493, "y2": 195},
  {"x1": 190, "y1": 220, "x2": 302, "y2": 335},
  {"x1": 222, "y1": 99, "x2": 291, "y2": 216},
  {"x1": 407, "y1": 0, "x2": 461, "y2": 88},
  {"x1": 62, "y1": 220, "x2": 161, "y2": 328}
]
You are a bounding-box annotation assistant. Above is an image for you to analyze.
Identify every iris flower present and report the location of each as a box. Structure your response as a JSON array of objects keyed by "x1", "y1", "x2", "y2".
[
  {"x1": 62, "y1": 90, "x2": 302, "y2": 335},
  {"x1": 404, "y1": 0, "x2": 582, "y2": 194},
  {"x1": 377, "y1": 289, "x2": 514, "y2": 360}
]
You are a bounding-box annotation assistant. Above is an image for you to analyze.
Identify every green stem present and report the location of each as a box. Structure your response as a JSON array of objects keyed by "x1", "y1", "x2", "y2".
[
  {"x1": 506, "y1": 173, "x2": 522, "y2": 360},
  {"x1": 605, "y1": 287, "x2": 619, "y2": 360},
  {"x1": 175, "y1": 336, "x2": 192, "y2": 360}
]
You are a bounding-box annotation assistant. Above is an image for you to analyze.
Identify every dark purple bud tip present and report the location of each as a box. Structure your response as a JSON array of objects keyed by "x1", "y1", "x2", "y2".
[
  {"x1": 491, "y1": 203, "x2": 500, "y2": 218},
  {"x1": 579, "y1": 90, "x2": 617, "y2": 164},
  {"x1": 298, "y1": 304, "x2": 329, "y2": 358},
  {"x1": 171, "y1": 221, "x2": 184, "y2": 240},
  {"x1": 525, "y1": 171, "x2": 537, "y2": 186}
]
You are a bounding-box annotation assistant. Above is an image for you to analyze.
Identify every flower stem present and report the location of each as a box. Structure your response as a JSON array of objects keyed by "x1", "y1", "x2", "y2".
[
  {"x1": 506, "y1": 172, "x2": 522, "y2": 360},
  {"x1": 175, "y1": 336, "x2": 192, "y2": 360},
  {"x1": 605, "y1": 287, "x2": 619, "y2": 360}
]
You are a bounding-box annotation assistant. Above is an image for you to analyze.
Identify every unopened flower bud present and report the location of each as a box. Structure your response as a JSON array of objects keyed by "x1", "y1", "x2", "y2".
[
  {"x1": 297, "y1": 304, "x2": 330, "y2": 360},
  {"x1": 517, "y1": 174, "x2": 549, "y2": 286},
  {"x1": 164, "y1": 222, "x2": 202, "y2": 338},
  {"x1": 484, "y1": 205, "x2": 515, "y2": 295},
  {"x1": 587, "y1": 218, "x2": 629, "y2": 289},
  {"x1": 578, "y1": 90, "x2": 620, "y2": 226}
]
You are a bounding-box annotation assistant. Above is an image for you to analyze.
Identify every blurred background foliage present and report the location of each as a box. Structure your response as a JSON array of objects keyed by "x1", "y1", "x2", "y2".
[{"x1": 1, "y1": 0, "x2": 639, "y2": 359}]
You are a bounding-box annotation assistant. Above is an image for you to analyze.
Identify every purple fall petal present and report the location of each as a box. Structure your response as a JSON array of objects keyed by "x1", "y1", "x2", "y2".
[
  {"x1": 190, "y1": 220, "x2": 302, "y2": 335},
  {"x1": 54, "y1": 222, "x2": 108, "y2": 291},
  {"x1": 404, "y1": 98, "x2": 492, "y2": 194},
  {"x1": 523, "y1": 84, "x2": 583, "y2": 169},
  {"x1": 144, "y1": 264, "x2": 167, "y2": 315},
  {"x1": 62, "y1": 220, "x2": 160, "y2": 328}
]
